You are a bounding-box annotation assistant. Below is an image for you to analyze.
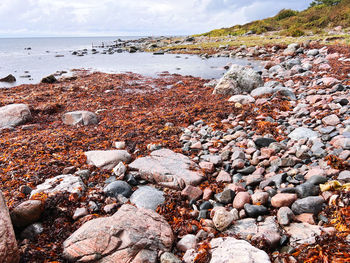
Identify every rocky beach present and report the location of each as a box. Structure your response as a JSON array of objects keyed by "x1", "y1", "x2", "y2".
[{"x1": 0, "y1": 35, "x2": 350, "y2": 263}]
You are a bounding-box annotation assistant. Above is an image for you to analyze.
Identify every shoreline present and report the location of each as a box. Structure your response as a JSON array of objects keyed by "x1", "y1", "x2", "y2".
[{"x1": 0, "y1": 38, "x2": 349, "y2": 262}]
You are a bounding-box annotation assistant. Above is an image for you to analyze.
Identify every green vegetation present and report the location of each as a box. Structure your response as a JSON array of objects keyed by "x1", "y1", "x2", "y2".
[{"x1": 199, "y1": 0, "x2": 350, "y2": 37}]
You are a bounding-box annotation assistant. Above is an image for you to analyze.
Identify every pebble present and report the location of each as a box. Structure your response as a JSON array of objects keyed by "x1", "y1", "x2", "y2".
[
  {"x1": 244, "y1": 204, "x2": 268, "y2": 218},
  {"x1": 291, "y1": 196, "x2": 325, "y2": 215},
  {"x1": 103, "y1": 180, "x2": 132, "y2": 198},
  {"x1": 214, "y1": 189, "x2": 235, "y2": 204},
  {"x1": 277, "y1": 207, "x2": 294, "y2": 226}
]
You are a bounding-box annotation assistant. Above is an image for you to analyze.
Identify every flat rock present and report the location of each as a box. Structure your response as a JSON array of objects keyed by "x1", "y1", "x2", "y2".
[
  {"x1": 284, "y1": 223, "x2": 323, "y2": 246},
  {"x1": 130, "y1": 186, "x2": 165, "y2": 210},
  {"x1": 0, "y1": 104, "x2": 32, "y2": 129},
  {"x1": 0, "y1": 191, "x2": 20, "y2": 263},
  {"x1": 213, "y1": 64, "x2": 264, "y2": 95},
  {"x1": 129, "y1": 149, "x2": 204, "y2": 189},
  {"x1": 288, "y1": 127, "x2": 319, "y2": 141},
  {"x1": 322, "y1": 114, "x2": 340, "y2": 126},
  {"x1": 228, "y1": 94, "x2": 255, "y2": 105},
  {"x1": 63, "y1": 111, "x2": 99, "y2": 126},
  {"x1": 85, "y1": 150, "x2": 132, "y2": 170},
  {"x1": 30, "y1": 174, "x2": 86, "y2": 198},
  {"x1": 63, "y1": 204, "x2": 174, "y2": 263},
  {"x1": 209, "y1": 237, "x2": 271, "y2": 263}
]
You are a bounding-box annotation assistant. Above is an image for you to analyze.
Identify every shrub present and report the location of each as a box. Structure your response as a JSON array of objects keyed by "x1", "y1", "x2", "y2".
[{"x1": 275, "y1": 9, "x2": 298, "y2": 21}]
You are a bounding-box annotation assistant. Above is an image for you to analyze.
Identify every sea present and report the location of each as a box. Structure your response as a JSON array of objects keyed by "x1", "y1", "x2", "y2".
[{"x1": 0, "y1": 36, "x2": 260, "y2": 88}]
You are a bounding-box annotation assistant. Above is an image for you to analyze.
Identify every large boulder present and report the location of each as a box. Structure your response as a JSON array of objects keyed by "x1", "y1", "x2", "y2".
[
  {"x1": 63, "y1": 204, "x2": 174, "y2": 262},
  {"x1": 63, "y1": 111, "x2": 99, "y2": 126},
  {"x1": 0, "y1": 104, "x2": 32, "y2": 129},
  {"x1": 85, "y1": 150, "x2": 132, "y2": 170},
  {"x1": 128, "y1": 149, "x2": 204, "y2": 189},
  {"x1": 213, "y1": 64, "x2": 263, "y2": 96},
  {"x1": 0, "y1": 191, "x2": 20, "y2": 263}
]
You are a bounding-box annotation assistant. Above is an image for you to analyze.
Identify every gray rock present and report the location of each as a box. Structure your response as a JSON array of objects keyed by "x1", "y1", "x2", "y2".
[
  {"x1": 284, "y1": 223, "x2": 323, "y2": 246},
  {"x1": 63, "y1": 204, "x2": 174, "y2": 263},
  {"x1": 291, "y1": 196, "x2": 324, "y2": 215},
  {"x1": 0, "y1": 74, "x2": 16, "y2": 83},
  {"x1": 160, "y1": 252, "x2": 182, "y2": 263},
  {"x1": 225, "y1": 218, "x2": 258, "y2": 239},
  {"x1": 62, "y1": 111, "x2": 98, "y2": 126},
  {"x1": 307, "y1": 175, "x2": 328, "y2": 185},
  {"x1": 228, "y1": 95, "x2": 255, "y2": 105},
  {"x1": 213, "y1": 64, "x2": 264, "y2": 95},
  {"x1": 338, "y1": 171, "x2": 350, "y2": 182},
  {"x1": 250, "y1": 87, "x2": 274, "y2": 97},
  {"x1": 244, "y1": 204, "x2": 268, "y2": 218},
  {"x1": 130, "y1": 186, "x2": 165, "y2": 211},
  {"x1": 30, "y1": 174, "x2": 86, "y2": 198},
  {"x1": 85, "y1": 150, "x2": 132, "y2": 170},
  {"x1": 214, "y1": 189, "x2": 235, "y2": 204},
  {"x1": 254, "y1": 138, "x2": 277, "y2": 148},
  {"x1": 288, "y1": 127, "x2": 319, "y2": 141},
  {"x1": 295, "y1": 183, "x2": 320, "y2": 198},
  {"x1": 0, "y1": 191, "x2": 20, "y2": 263},
  {"x1": 103, "y1": 180, "x2": 132, "y2": 198},
  {"x1": 129, "y1": 149, "x2": 204, "y2": 189},
  {"x1": 307, "y1": 49, "x2": 319, "y2": 56},
  {"x1": 20, "y1": 223, "x2": 44, "y2": 240},
  {"x1": 0, "y1": 104, "x2": 32, "y2": 129},
  {"x1": 277, "y1": 207, "x2": 294, "y2": 226}
]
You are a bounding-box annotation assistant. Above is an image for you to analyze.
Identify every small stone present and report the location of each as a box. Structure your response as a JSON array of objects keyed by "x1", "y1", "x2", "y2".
[
  {"x1": 213, "y1": 208, "x2": 235, "y2": 231},
  {"x1": 181, "y1": 185, "x2": 203, "y2": 201},
  {"x1": 233, "y1": 192, "x2": 251, "y2": 209},
  {"x1": 244, "y1": 204, "x2": 268, "y2": 218},
  {"x1": 288, "y1": 127, "x2": 319, "y2": 141},
  {"x1": 307, "y1": 175, "x2": 328, "y2": 185},
  {"x1": 237, "y1": 166, "x2": 256, "y2": 175},
  {"x1": 114, "y1": 141, "x2": 126, "y2": 149},
  {"x1": 254, "y1": 138, "x2": 277, "y2": 148},
  {"x1": 245, "y1": 174, "x2": 264, "y2": 186},
  {"x1": 216, "y1": 170, "x2": 232, "y2": 183},
  {"x1": 251, "y1": 192, "x2": 269, "y2": 205},
  {"x1": 295, "y1": 213, "x2": 315, "y2": 225},
  {"x1": 277, "y1": 207, "x2": 294, "y2": 226},
  {"x1": 295, "y1": 183, "x2": 319, "y2": 198},
  {"x1": 214, "y1": 189, "x2": 235, "y2": 204},
  {"x1": 271, "y1": 193, "x2": 298, "y2": 208},
  {"x1": 176, "y1": 234, "x2": 197, "y2": 252},
  {"x1": 199, "y1": 161, "x2": 215, "y2": 173},
  {"x1": 130, "y1": 186, "x2": 165, "y2": 211},
  {"x1": 20, "y1": 222, "x2": 44, "y2": 240},
  {"x1": 113, "y1": 162, "x2": 126, "y2": 178},
  {"x1": 103, "y1": 180, "x2": 132, "y2": 198},
  {"x1": 72, "y1": 207, "x2": 88, "y2": 220},
  {"x1": 322, "y1": 114, "x2": 340, "y2": 126},
  {"x1": 62, "y1": 111, "x2": 98, "y2": 126},
  {"x1": 160, "y1": 252, "x2": 182, "y2": 263},
  {"x1": 203, "y1": 187, "x2": 213, "y2": 200}
]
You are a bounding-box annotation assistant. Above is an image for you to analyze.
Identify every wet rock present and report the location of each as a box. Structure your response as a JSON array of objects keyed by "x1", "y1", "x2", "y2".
[
  {"x1": 62, "y1": 111, "x2": 99, "y2": 126},
  {"x1": 271, "y1": 193, "x2": 298, "y2": 208},
  {"x1": 103, "y1": 180, "x2": 132, "y2": 198},
  {"x1": 244, "y1": 204, "x2": 268, "y2": 218},
  {"x1": 0, "y1": 191, "x2": 20, "y2": 263},
  {"x1": 213, "y1": 64, "x2": 263, "y2": 95},
  {"x1": 41, "y1": 74, "x2": 57, "y2": 84},
  {"x1": 63, "y1": 204, "x2": 173, "y2": 262},
  {"x1": 30, "y1": 174, "x2": 86, "y2": 198},
  {"x1": 291, "y1": 196, "x2": 324, "y2": 215},
  {"x1": 208, "y1": 237, "x2": 271, "y2": 263},
  {"x1": 0, "y1": 74, "x2": 16, "y2": 83},
  {"x1": 0, "y1": 104, "x2": 32, "y2": 129},
  {"x1": 129, "y1": 149, "x2": 204, "y2": 189},
  {"x1": 130, "y1": 186, "x2": 165, "y2": 211},
  {"x1": 288, "y1": 127, "x2": 319, "y2": 141},
  {"x1": 85, "y1": 150, "x2": 132, "y2": 170},
  {"x1": 277, "y1": 207, "x2": 294, "y2": 226},
  {"x1": 10, "y1": 200, "x2": 43, "y2": 228}
]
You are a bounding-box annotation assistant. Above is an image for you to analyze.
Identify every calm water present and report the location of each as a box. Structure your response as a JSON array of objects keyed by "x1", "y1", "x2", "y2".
[{"x1": 0, "y1": 37, "x2": 260, "y2": 88}]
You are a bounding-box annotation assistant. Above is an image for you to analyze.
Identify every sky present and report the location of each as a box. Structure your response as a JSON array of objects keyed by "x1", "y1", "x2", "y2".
[{"x1": 0, "y1": 0, "x2": 312, "y2": 37}]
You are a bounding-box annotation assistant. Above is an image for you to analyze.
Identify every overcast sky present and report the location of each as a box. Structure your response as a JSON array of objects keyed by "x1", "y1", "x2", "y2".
[{"x1": 0, "y1": 0, "x2": 312, "y2": 37}]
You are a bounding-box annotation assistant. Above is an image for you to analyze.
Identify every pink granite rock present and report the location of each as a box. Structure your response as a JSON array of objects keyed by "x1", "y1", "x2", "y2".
[
  {"x1": 322, "y1": 114, "x2": 340, "y2": 126},
  {"x1": 63, "y1": 204, "x2": 174, "y2": 262},
  {"x1": 216, "y1": 170, "x2": 232, "y2": 183},
  {"x1": 0, "y1": 191, "x2": 20, "y2": 263},
  {"x1": 181, "y1": 185, "x2": 203, "y2": 200},
  {"x1": 233, "y1": 192, "x2": 251, "y2": 209},
  {"x1": 271, "y1": 193, "x2": 298, "y2": 208},
  {"x1": 0, "y1": 104, "x2": 32, "y2": 129}
]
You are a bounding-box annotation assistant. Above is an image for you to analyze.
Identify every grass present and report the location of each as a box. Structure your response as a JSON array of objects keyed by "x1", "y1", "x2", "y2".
[{"x1": 197, "y1": 0, "x2": 350, "y2": 37}]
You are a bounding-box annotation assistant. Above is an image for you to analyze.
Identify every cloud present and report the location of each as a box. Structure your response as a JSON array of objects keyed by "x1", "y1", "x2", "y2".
[{"x1": 0, "y1": 0, "x2": 312, "y2": 37}]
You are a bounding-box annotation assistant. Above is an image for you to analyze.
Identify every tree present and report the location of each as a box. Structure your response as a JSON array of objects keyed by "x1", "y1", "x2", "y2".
[{"x1": 309, "y1": 0, "x2": 341, "y2": 7}]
